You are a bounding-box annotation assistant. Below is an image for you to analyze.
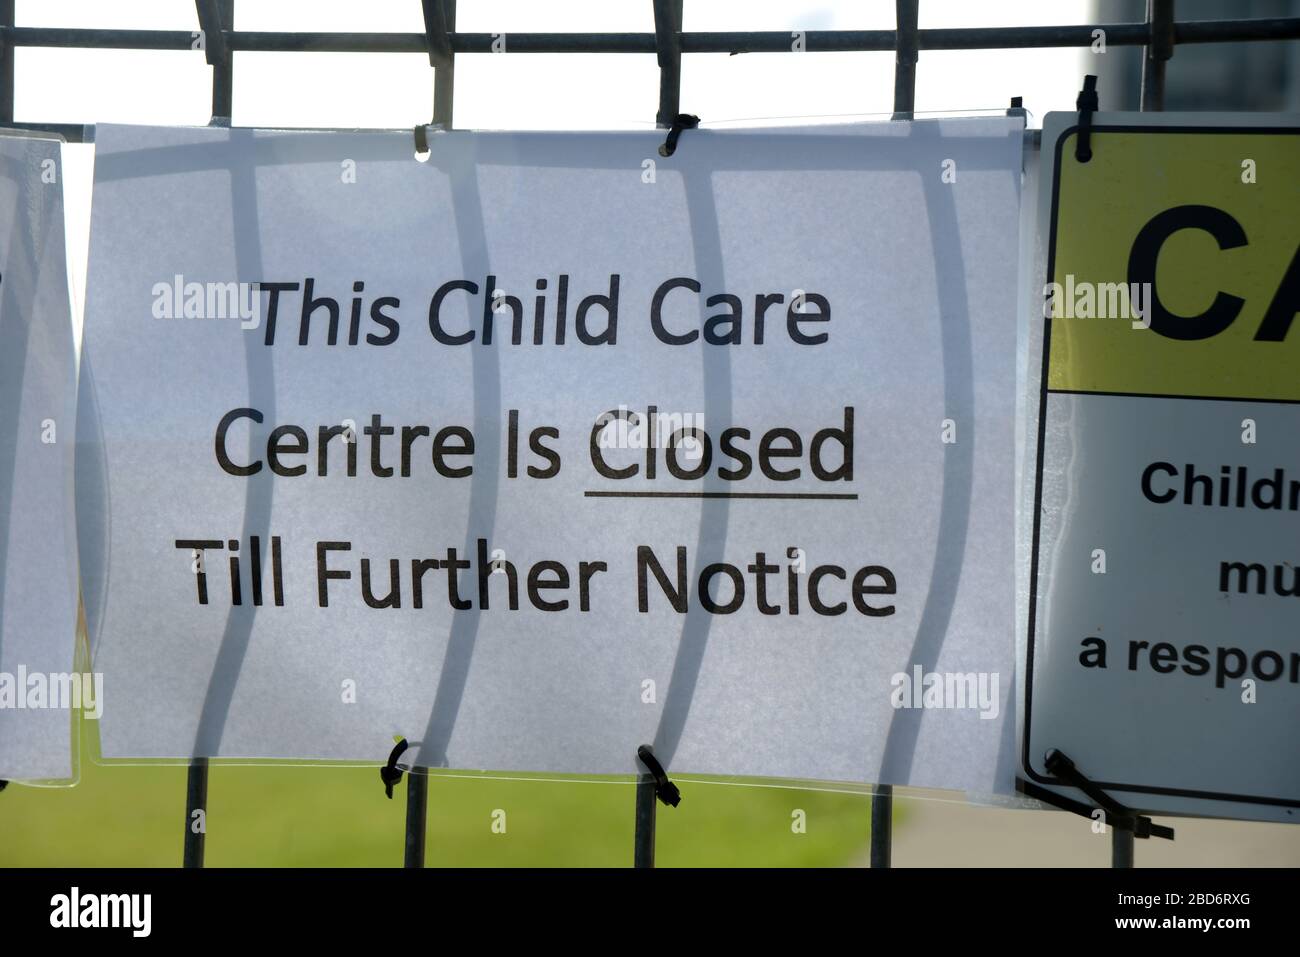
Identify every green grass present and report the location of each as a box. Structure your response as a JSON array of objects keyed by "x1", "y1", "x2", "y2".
[{"x1": 0, "y1": 716, "x2": 879, "y2": 867}]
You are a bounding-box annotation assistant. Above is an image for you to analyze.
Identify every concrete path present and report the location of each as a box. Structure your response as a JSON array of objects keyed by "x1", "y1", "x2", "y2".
[{"x1": 877, "y1": 795, "x2": 1300, "y2": 867}]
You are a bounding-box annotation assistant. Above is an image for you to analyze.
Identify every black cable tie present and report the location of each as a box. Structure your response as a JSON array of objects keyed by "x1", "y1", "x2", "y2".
[
  {"x1": 380, "y1": 738, "x2": 409, "y2": 800},
  {"x1": 658, "y1": 113, "x2": 699, "y2": 158},
  {"x1": 1075, "y1": 74, "x2": 1098, "y2": 163},
  {"x1": 1023, "y1": 749, "x2": 1173, "y2": 840},
  {"x1": 193, "y1": 0, "x2": 229, "y2": 67},
  {"x1": 636, "y1": 745, "x2": 681, "y2": 808},
  {"x1": 414, "y1": 124, "x2": 430, "y2": 156},
  {"x1": 419, "y1": 0, "x2": 453, "y2": 69},
  {"x1": 1018, "y1": 777, "x2": 1174, "y2": 840}
]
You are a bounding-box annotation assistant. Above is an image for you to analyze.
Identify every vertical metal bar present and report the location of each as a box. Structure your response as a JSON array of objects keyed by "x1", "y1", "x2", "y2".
[
  {"x1": 652, "y1": 0, "x2": 683, "y2": 128},
  {"x1": 183, "y1": 757, "x2": 209, "y2": 868},
  {"x1": 892, "y1": 0, "x2": 919, "y2": 117},
  {"x1": 412, "y1": 0, "x2": 454, "y2": 859},
  {"x1": 1112, "y1": 827, "x2": 1135, "y2": 868},
  {"x1": 880, "y1": 7, "x2": 915, "y2": 850},
  {"x1": 1140, "y1": 0, "x2": 1174, "y2": 112},
  {"x1": 212, "y1": 0, "x2": 234, "y2": 122},
  {"x1": 404, "y1": 767, "x2": 428, "y2": 868},
  {"x1": 182, "y1": 2, "x2": 232, "y2": 874},
  {"x1": 870, "y1": 784, "x2": 893, "y2": 868},
  {"x1": 1128, "y1": 4, "x2": 1171, "y2": 872},
  {"x1": 195, "y1": 0, "x2": 233, "y2": 123},
  {"x1": 0, "y1": 0, "x2": 15, "y2": 124},
  {"x1": 431, "y1": 0, "x2": 455, "y2": 127},
  {"x1": 634, "y1": 775, "x2": 657, "y2": 868}
]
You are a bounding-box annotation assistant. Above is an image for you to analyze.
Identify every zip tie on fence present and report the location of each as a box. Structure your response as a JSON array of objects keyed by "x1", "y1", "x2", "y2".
[
  {"x1": 193, "y1": 0, "x2": 229, "y2": 67},
  {"x1": 658, "y1": 114, "x2": 699, "y2": 158},
  {"x1": 636, "y1": 745, "x2": 681, "y2": 807},
  {"x1": 419, "y1": 0, "x2": 453, "y2": 69},
  {"x1": 380, "y1": 737, "x2": 410, "y2": 800},
  {"x1": 1020, "y1": 750, "x2": 1174, "y2": 840},
  {"x1": 1074, "y1": 74, "x2": 1099, "y2": 163},
  {"x1": 413, "y1": 123, "x2": 448, "y2": 158}
]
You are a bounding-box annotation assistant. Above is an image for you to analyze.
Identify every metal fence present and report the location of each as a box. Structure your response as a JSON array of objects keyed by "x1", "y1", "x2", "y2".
[{"x1": 2, "y1": 0, "x2": 1297, "y2": 870}]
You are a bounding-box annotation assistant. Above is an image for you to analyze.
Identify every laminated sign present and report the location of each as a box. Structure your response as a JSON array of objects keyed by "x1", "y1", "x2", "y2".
[
  {"x1": 0, "y1": 132, "x2": 79, "y2": 782},
  {"x1": 1025, "y1": 113, "x2": 1299, "y2": 822},
  {"x1": 80, "y1": 120, "x2": 1023, "y2": 789}
]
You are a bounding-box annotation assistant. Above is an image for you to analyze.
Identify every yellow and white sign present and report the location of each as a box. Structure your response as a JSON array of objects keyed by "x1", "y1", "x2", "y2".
[{"x1": 1024, "y1": 113, "x2": 1299, "y2": 823}]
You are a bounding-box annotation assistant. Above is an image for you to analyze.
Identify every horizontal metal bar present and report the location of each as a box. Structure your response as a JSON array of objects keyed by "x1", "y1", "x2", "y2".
[
  {"x1": 920, "y1": 17, "x2": 1300, "y2": 49},
  {"x1": 10, "y1": 27, "x2": 198, "y2": 50},
  {"x1": 3, "y1": 19, "x2": 1297, "y2": 55},
  {"x1": 0, "y1": 120, "x2": 85, "y2": 140},
  {"x1": 239, "y1": 31, "x2": 653, "y2": 53},
  {"x1": 684, "y1": 30, "x2": 893, "y2": 53},
  {"x1": 0, "y1": 124, "x2": 1047, "y2": 155},
  {"x1": 1174, "y1": 17, "x2": 1299, "y2": 43},
  {"x1": 4, "y1": 27, "x2": 644, "y2": 54}
]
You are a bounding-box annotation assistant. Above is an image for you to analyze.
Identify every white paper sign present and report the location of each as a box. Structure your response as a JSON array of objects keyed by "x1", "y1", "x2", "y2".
[
  {"x1": 80, "y1": 120, "x2": 1023, "y2": 790},
  {"x1": 0, "y1": 132, "x2": 79, "y2": 782}
]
